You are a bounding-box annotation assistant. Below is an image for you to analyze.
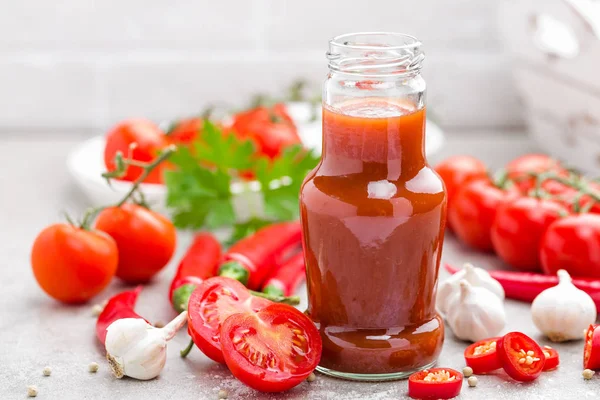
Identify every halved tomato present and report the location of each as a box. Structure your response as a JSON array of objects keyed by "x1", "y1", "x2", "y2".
[
  {"x1": 464, "y1": 337, "x2": 502, "y2": 374},
  {"x1": 542, "y1": 345, "x2": 560, "y2": 371},
  {"x1": 220, "y1": 303, "x2": 322, "y2": 393},
  {"x1": 408, "y1": 368, "x2": 463, "y2": 399},
  {"x1": 497, "y1": 332, "x2": 546, "y2": 382},
  {"x1": 584, "y1": 324, "x2": 600, "y2": 370},
  {"x1": 187, "y1": 277, "x2": 271, "y2": 363}
]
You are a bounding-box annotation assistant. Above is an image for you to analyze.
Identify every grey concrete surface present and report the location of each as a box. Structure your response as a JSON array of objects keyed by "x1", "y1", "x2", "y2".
[{"x1": 1, "y1": 131, "x2": 597, "y2": 399}]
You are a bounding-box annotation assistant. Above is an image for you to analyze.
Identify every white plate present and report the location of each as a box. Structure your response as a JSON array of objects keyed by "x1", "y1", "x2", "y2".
[{"x1": 67, "y1": 102, "x2": 445, "y2": 218}]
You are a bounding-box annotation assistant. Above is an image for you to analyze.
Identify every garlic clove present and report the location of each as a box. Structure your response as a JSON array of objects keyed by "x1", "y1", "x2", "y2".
[{"x1": 531, "y1": 269, "x2": 596, "y2": 342}]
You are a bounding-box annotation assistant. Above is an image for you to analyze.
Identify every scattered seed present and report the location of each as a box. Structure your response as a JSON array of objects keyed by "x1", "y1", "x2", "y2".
[
  {"x1": 307, "y1": 372, "x2": 317, "y2": 382},
  {"x1": 462, "y1": 366, "x2": 473, "y2": 377},
  {"x1": 91, "y1": 304, "x2": 103, "y2": 317},
  {"x1": 27, "y1": 385, "x2": 38, "y2": 397},
  {"x1": 153, "y1": 321, "x2": 165, "y2": 328},
  {"x1": 583, "y1": 369, "x2": 595, "y2": 380},
  {"x1": 467, "y1": 376, "x2": 478, "y2": 387},
  {"x1": 89, "y1": 362, "x2": 99, "y2": 373},
  {"x1": 218, "y1": 389, "x2": 228, "y2": 399},
  {"x1": 42, "y1": 366, "x2": 52, "y2": 376}
]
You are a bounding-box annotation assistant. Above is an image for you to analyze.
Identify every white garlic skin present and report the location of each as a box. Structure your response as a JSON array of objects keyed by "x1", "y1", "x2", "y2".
[
  {"x1": 437, "y1": 263, "x2": 505, "y2": 315},
  {"x1": 105, "y1": 311, "x2": 187, "y2": 380},
  {"x1": 446, "y1": 280, "x2": 506, "y2": 342},
  {"x1": 531, "y1": 270, "x2": 596, "y2": 342}
]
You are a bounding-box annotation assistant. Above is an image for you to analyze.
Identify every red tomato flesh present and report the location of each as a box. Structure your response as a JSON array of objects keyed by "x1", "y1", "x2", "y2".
[
  {"x1": 584, "y1": 324, "x2": 600, "y2": 370},
  {"x1": 220, "y1": 303, "x2": 322, "y2": 393},
  {"x1": 408, "y1": 368, "x2": 463, "y2": 399},
  {"x1": 497, "y1": 332, "x2": 545, "y2": 382},
  {"x1": 464, "y1": 337, "x2": 502, "y2": 374},
  {"x1": 187, "y1": 277, "x2": 271, "y2": 363},
  {"x1": 542, "y1": 345, "x2": 560, "y2": 371}
]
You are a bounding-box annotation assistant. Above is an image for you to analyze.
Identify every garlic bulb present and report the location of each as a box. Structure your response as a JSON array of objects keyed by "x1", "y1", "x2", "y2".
[
  {"x1": 105, "y1": 311, "x2": 188, "y2": 380},
  {"x1": 446, "y1": 280, "x2": 506, "y2": 342},
  {"x1": 437, "y1": 263, "x2": 505, "y2": 315},
  {"x1": 531, "y1": 269, "x2": 596, "y2": 342}
]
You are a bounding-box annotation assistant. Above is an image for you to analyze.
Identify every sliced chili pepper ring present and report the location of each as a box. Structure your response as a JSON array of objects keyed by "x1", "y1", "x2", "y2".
[
  {"x1": 584, "y1": 324, "x2": 600, "y2": 370},
  {"x1": 464, "y1": 337, "x2": 502, "y2": 374},
  {"x1": 542, "y1": 345, "x2": 560, "y2": 371},
  {"x1": 408, "y1": 368, "x2": 463, "y2": 399},
  {"x1": 497, "y1": 332, "x2": 546, "y2": 382}
]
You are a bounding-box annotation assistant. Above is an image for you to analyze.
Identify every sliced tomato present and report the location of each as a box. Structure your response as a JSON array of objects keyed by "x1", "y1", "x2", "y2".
[
  {"x1": 408, "y1": 368, "x2": 463, "y2": 400},
  {"x1": 497, "y1": 332, "x2": 545, "y2": 382},
  {"x1": 464, "y1": 337, "x2": 502, "y2": 374},
  {"x1": 542, "y1": 345, "x2": 560, "y2": 371},
  {"x1": 584, "y1": 324, "x2": 600, "y2": 370},
  {"x1": 220, "y1": 303, "x2": 322, "y2": 393},
  {"x1": 187, "y1": 277, "x2": 271, "y2": 363}
]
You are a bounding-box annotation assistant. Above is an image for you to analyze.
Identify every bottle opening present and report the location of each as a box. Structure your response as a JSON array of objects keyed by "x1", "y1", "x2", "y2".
[{"x1": 327, "y1": 32, "x2": 424, "y2": 77}]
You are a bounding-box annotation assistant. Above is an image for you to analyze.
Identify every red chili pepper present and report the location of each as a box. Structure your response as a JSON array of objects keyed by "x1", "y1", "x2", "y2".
[
  {"x1": 219, "y1": 222, "x2": 302, "y2": 290},
  {"x1": 542, "y1": 345, "x2": 560, "y2": 371},
  {"x1": 497, "y1": 332, "x2": 545, "y2": 382},
  {"x1": 169, "y1": 232, "x2": 222, "y2": 312},
  {"x1": 96, "y1": 286, "x2": 147, "y2": 344},
  {"x1": 444, "y1": 263, "x2": 600, "y2": 308},
  {"x1": 261, "y1": 252, "x2": 305, "y2": 297},
  {"x1": 464, "y1": 337, "x2": 502, "y2": 374},
  {"x1": 408, "y1": 368, "x2": 463, "y2": 399},
  {"x1": 584, "y1": 324, "x2": 600, "y2": 370}
]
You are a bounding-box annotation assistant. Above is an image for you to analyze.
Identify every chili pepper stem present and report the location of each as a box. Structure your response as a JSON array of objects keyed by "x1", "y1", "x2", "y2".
[
  {"x1": 218, "y1": 261, "x2": 250, "y2": 286},
  {"x1": 171, "y1": 283, "x2": 197, "y2": 313},
  {"x1": 250, "y1": 290, "x2": 300, "y2": 306},
  {"x1": 262, "y1": 285, "x2": 285, "y2": 298},
  {"x1": 180, "y1": 339, "x2": 194, "y2": 358}
]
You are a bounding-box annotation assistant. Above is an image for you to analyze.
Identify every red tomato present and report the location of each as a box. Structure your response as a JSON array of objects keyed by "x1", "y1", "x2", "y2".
[
  {"x1": 464, "y1": 337, "x2": 502, "y2": 374},
  {"x1": 95, "y1": 204, "x2": 176, "y2": 283},
  {"x1": 220, "y1": 303, "x2": 322, "y2": 392},
  {"x1": 187, "y1": 277, "x2": 271, "y2": 363},
  {"x1": 408, "y1": 368, "x2": 463, "y2": 399},
  {"x1": 231, "y1": 103, "x2": 301, "y2": 159},
  {"x1": 491, "y1": 197, "x2": 566, "y2": 271},
  {"x1": 497, "y1": 332, "x2": 545, "y2": 382},
  {"x1": 542, "y1": 345, "x2": 560, "y2": 371},
  {"x1": 449, "y1": 179, "x2": 516, "y2": 251},
  {"x1": 584, "y1": 324, "x2": 600, "y2": 370},
  {"x1": 104, "y1": 119, "x2": 170, "y2": 184},
  {"x1": 540, "y1": 214, "x2": 600, "y2": 279},
  {"x1": 168, "y1": 117, "x2": 203, "y2": 144},
  {"x1": 434, "y1": 156, "x2": 488, "y2": 228},
  {"x1": 505, "y1": 154, "x2": 566, "y2": 194},
  {"x1": 31, "y1": 224, "x2": 118, "y2": 303}
]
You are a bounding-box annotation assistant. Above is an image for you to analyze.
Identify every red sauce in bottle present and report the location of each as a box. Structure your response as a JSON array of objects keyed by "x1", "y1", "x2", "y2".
[{"x1": 300, "y1": 99, "x2": 446, "y2": 376}]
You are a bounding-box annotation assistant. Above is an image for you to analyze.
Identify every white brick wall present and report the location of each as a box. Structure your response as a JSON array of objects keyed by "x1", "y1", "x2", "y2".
[{"x1": 0, "y1": 0, "x2": 522, "y2": 132}]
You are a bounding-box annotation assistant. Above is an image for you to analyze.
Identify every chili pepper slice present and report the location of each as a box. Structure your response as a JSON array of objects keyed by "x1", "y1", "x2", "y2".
[
  {"x1": 261, "y1": 252, "x2": 305, "y2": 297},
  {"x1": 584, "y1": 324, "x2": 600, "y2": 370},
  {"x1": 445, "y1": 263, "x2": 600, "y2": 308},
  {"x1": 464, "y1": 337, "x2": 502, "y2": 374},
  {"x1": 408, "y1": 368, "x2": 463, "y2": 399},
  {"x1": 497, "y1": 332, "x2": 546, "y2": 382},
  {"x1": 169, "y1": 232, "x2": 222, "y2": 312},
  {"x1": 96, "y1": 286, "x2": 147, "y2": 344},
  {"x1": 542, "y1": 345, "x2": 560, "y2": 371},
  {"x1": 219, "y1": 222, "x2": 302, "y2": 290}
]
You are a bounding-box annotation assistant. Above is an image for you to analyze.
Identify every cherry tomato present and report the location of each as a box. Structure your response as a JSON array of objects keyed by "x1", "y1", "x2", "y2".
[
  {"x1": 584, "y1": 324, "x2": 600, "y2": 370},
  {"x1": 95, "y1": 203, "x2": 176, "y2": 283},
  {"x1": 449, "y1": 179, "x2": 516, "y2": 251},
  {"x1": 104, "y1": 119, "x2": 170, "y2": 184},
  {"x1": 31, "y1": 224, "x2": 118, "y2": 303},
  {"x1": 491, "y1": 197, "x2": 566, "y2": 271},
  {"x1": 408, "y1": 368, "x2": 463, "y2": 399},
  {"x1": 220, "y1": 303, "x2": 322, "y2": 392},
  {"x1": 187, "y1": 277, "x2": 271, "y2": 363},
  {"x1": 434, "y1": 156, "x2": 487, "y2": 228},
  {"x1": 497, "y1": 332, "x2": 545, "y2": 382},
  {"x1": 542, "y1": 345, "x2": 560, "y2": 371},
  {"x1": 231, "y1": 103, "x2": 301, "y2": 159},
  {"x1": 464, "y1": 337, "x2": 502, "y2": 374},
  {"x1": 505, "y1": 154, "x2": 566, "y2": 194},
  {"x1": 168, "y1": 117, "x2": 203, "y2": 144},
  {"x1": 540, "y1": 214, "x2": 600, "y2": 279}
]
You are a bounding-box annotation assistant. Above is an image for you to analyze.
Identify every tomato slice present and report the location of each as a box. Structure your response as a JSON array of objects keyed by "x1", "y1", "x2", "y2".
[
  {"x1": 542, "y1": 345, "x2": 560, "y2": 371},
  {"x1": 220, "y1": 303, "x2": 322, "y2": 393},
  {"x1": 497, "y1": 332, "x2": 546, "y2": 381},
  {"x1": 187, "y1": 277, "x2": 271, "y2": 363},
  {"x1": 464, "y1": 337, "x2": 502, "y2": 374},
  {"x1": 408, "y1": 368, "x2": 463, "y2": 400},
  {"x1": 584, "y1": 324, "x2": 600, "y2": 370}
]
